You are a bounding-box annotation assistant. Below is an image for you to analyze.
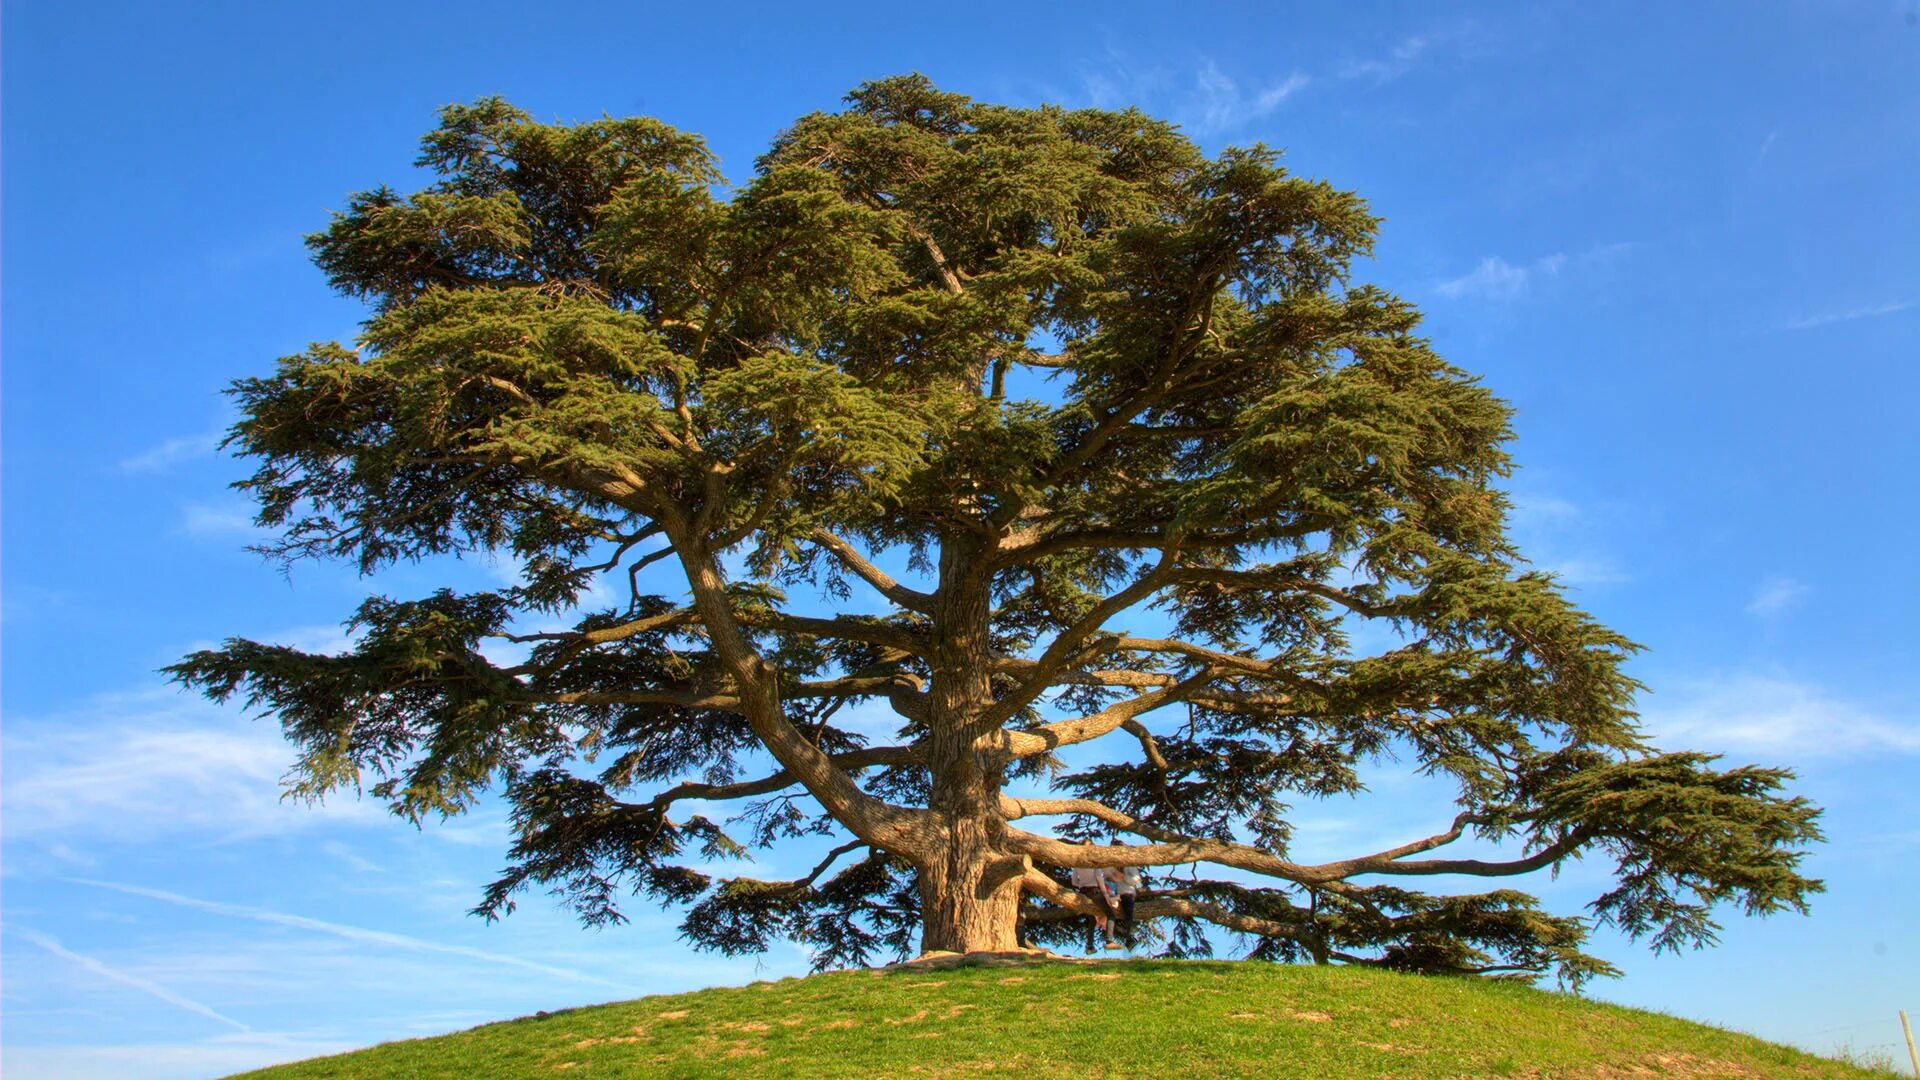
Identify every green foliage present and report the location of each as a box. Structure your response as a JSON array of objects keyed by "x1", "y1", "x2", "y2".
[{"x1": 171, "y1": 75, "x2": 1822, "y2": 982}]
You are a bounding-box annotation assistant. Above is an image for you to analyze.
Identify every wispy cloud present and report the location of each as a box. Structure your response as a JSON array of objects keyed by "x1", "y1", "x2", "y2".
[
  {"x1": 1644, "y1": 674, "x2": 1920, "y2": 757},
  {"x1": 69, "y1": 878, "x2": 627, "y2": 988},
  {"x1": 10, "y1": 927, "x2": 251, "y2": 1031},
  {"x1": 119, "y1": 432, "x2": 221, "y2": 474},
  {"x1": 1077, "y1": 54, "x2": 1308, "y2": 137},
  {"x1": 1779, "y1": 299, "x2": 1913, "y2": 331},
  {"x1": 1435, "y1": 243, "x2": 1632, "y2": 303},
  {"x1": 1506, "y1": 491, "x2": 1628, "y2": 587},
  {"x1": 1341, "y1": 32, "x2": 1440, "y2": 83},
  {"x1": 1, "y1": 689, "x2": 381, "y2": 842},
  {"x1": 1189, "y1": 61, "x2": 1309, "y2": 134},
  {"x1": 1435, "y1": 253, "x2": 1566, "y2": 301},
  {"x1": 1746, "y1": 576, "x2": 1811, "y2": 617},
  {"x1": 1338, "y1": 22, "x2": 1489, "y2": 85},
  {"x1": 179, "y1": 500, "x2": 264, "y2": 537}
]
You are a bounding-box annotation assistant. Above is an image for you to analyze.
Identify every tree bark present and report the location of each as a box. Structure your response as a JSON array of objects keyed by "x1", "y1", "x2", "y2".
[
  {"x1": 916, "y1": 820, "x2": 1025, "y2": 953},
  {"x1": 915, "y1": 534, "x2": 1023, "y2": 953}
]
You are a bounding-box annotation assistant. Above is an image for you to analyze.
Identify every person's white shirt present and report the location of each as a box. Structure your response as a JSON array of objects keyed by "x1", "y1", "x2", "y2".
[
  {"x1": 1109, "y1": 867, "x2": 1141, "y2": 895},
  {"x1": 1068, "y1": 866, "x2": 1106, "y2": 888}
]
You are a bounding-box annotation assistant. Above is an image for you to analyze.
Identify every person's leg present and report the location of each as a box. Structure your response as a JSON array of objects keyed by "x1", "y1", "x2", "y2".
[
  {"x1": 1077, "y1": 887, "x2": 1105, "y2": 953},
  {"x1": 1090, "y1": 883, "x2": 1121, "y2": 941},
  {"x1": 1097, "y1": 889, "x2": 1118, "y2": 948},
  {"x1": 1120, "y1": 893, "x2": 1136, "y2": 948}
]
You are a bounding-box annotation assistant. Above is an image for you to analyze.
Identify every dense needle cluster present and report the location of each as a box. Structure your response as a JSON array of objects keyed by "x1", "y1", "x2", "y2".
[{"x1": 170, "y1": 76, "x2": 1821, "y2": 985}]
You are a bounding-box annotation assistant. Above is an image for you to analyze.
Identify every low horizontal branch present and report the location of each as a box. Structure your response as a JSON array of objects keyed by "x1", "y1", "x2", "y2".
[
  {"x1": 1019, "y1": 872, "x2": 1315, "y2": 942},
  {"x1": 1002, "y1": 797, "x2": 1563, "y2": 886}
]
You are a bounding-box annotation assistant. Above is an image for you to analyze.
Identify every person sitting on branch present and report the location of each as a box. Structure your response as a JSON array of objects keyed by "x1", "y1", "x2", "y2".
[
  {"x1": 1105, "y1": 841, "x2": 1141, "y2": 949},
  {"x1": 1068, "y1": 864, "x2": 1117, "y2": 953}
]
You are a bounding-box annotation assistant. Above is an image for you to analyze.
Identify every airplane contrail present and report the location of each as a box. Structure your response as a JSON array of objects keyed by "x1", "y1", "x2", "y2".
[
  {"x1": 68, "y1": 878, "x2": 626, "y2": 989},
  {"x1": 10, "y1": 926, "x2": 251, "y2": 1031}
]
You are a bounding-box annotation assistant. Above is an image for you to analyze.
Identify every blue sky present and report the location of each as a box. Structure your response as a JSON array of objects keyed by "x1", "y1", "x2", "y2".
[{"x1": 5, "y1": 2, "x2": 1918, "y2": 1076}]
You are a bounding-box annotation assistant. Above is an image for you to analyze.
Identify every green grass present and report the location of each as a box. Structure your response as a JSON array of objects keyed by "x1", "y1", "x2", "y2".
[{"x1": 230, "y1": 959, "x2": 1894, "y2": 1079}]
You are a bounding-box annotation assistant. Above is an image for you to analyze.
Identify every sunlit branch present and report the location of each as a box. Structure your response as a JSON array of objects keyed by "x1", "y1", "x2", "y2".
[
  {"x1": 729, "y1": 839, "x2": 870, "y2": 896},
  {"x1": 990, "y1": 521, "x2": 1319, "y2": 567},
  {"x1": 744, "y1": 611, "x2": 930, "y2": 657},
  {"x1": 1001, "y1": 805, "x2": 1569, "y2": 887},
  {"x1": 810, "y1": 528, "x2": 935, "y2": 614},
  {"x1": 974, "y1": 549, "x2": 1183, "y2": 731},
  {"x1": 999, "y1": 671, "x2": 1217, "y2": 757},
  {"x1": 534, "y1": 674, "x2": 918, "y2": 712},
  {"x1": 1019, "y1": 871, "x2": 1317, "y2": 943},
  {"x1": 647, "y1": 746, "x2": 924, "y2": 810}
]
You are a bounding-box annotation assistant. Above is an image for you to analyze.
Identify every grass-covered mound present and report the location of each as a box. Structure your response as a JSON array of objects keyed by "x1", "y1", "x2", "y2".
[{"x1": 230, "y1": 959, "x2": 1885, "y2": 1078}]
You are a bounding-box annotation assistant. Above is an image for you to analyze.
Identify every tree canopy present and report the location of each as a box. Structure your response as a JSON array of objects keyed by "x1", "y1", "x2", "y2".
[{"x1": 170, "y1": 75, "x2": 1822, "y2": 985}]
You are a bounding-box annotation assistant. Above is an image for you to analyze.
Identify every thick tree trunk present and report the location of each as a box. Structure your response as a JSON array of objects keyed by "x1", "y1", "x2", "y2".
[
  {"x1": 916, "y1": 818, "x2": 1025, "y2": 953},
  {"x1": 916, "y1": 719, "x2": 1025, "y2": 953},
  {"x1": 916, "y1": 534, "x2": 1023, "y2": 954}
]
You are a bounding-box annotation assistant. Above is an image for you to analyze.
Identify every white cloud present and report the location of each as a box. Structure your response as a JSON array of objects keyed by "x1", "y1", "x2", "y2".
[
  {"x1": 1435, "y1": 254, "x2": 1560, "y2": 301},
  {"x1": 179, "y1": 501, "x2": 264, "y2": 537},
  {"x1": 1506, "y1": 491, "x2": 1628, "y2": 588},
  {"x1": 1745, "y1": 576, "x2": 1811, "y2": 617},
  {"x1": 424, "y1": 811, "x2": 511, "y2": 848},
  {"x1": 1189, "y1": 61, "x2": 1309, "y2": 134},
  {"x1": 1074, "y1": 54, "x2": 1306, "y2": 138},
  {"x1": 0, "y1": 908, "x2": 759, "y2": 1080},
  {"x1": 1779, "y1": 299, "x2": 1913, "y2": 331},
  {"x1": 119, "y1": 432, "x2": 221, "y2": 474},
  {"x1": 1434, "y1": 244, "x2": 1629, "y2": 303},
  {"x1": 1338, "y1": 23, "x2": 1489, "y2": 85},
  {"x1": 172, "y1": 622, "x2": 356, "y2": 658},
  {"x1": 1643, "y1": 674, "x2": 1920, "y2": 757},
  {"x1": 1341, "y1": 32, "x2": 1438, "y2": 82},
  {"x1": 9, "y1": 927, "x2": 250, "y2": 1031},
  {"x1": 1532, "y1": 557, "x2": 1628, "y2": 588},
  {"x1": 69, "y1": 878, "x2": 626, "y2": 988},
  {"x1": 0, "y1": 689, "x2": 383, "y2": 843},
  {"x1": 1253, "y1": 74, "x2": 1310, "y2": 113}
]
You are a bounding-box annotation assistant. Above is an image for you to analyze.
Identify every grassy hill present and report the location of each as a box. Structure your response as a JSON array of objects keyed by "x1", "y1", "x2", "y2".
[{"x1": 230, "y1": 958, "x2": 1893, "y2": 1079}]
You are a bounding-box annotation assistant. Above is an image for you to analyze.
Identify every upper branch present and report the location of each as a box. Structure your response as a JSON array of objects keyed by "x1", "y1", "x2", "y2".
[
  {"x1": 658, "y1": 505, "x2": 932, "y2": 854},
  {"x1": 743, "y1": 611, "x2": 930, "y2": 657},
  {"x1": 998, "y1": 671, "x2": 1218, "y2": 758},
  {"x1": 809, "y1": 528, "x2": 934, "y2": 614},
  {"x1": 1171, "y1": 567, "x2": 1392, "y2": 618},
  {"x1": 650, "y1": 745, "x2": 925, "y2": 808},
  {"x1": 534, "y1": 674, "x2": 917, "y2": 712},
  {"x1": 991, "y1": 521, "x2": 1319, "y2": 569},
  {"x1": 905, "y1": 221, "x2": 966, "y2": 296},
  {"x1": 1025, "y1": 290, "x2": 1217, "y2": 501},
  {"x1": 973, "y1": 548, "x2": 1183, "y2": 732}
]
